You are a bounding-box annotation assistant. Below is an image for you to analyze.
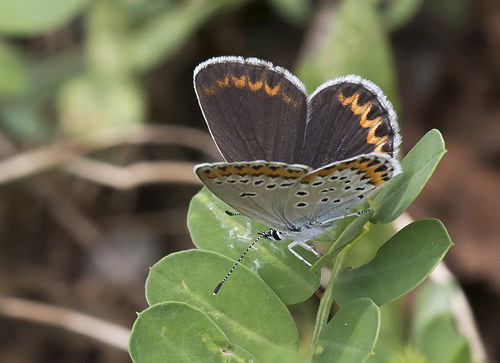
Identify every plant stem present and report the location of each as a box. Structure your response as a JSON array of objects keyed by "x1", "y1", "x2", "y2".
[{"x1": 305, "y1": 245, "x2": 351, "y2": 360}]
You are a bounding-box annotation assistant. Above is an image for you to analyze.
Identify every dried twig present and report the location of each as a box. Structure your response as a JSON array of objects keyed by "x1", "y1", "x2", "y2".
[
  {"x1": 65, "y1": 158, "x2": 200, "y2": 189},
  {"x1": 88, "y1": 123, "x2": 220, "y2": 160},
  {"x1": 0, "y1": 124, "x2": 218, "y2": 187},
  {"x1": 0, "y1": 294, "x2": 130, "y2": 351},
  {"x1": 0, "y1": 142, "x2": 81, "y2": 185}
]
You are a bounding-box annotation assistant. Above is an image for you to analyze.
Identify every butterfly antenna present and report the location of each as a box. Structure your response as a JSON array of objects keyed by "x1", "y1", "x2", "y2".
[{"x1": 213, "y1": 230, "x2": 270, "y2": 295}]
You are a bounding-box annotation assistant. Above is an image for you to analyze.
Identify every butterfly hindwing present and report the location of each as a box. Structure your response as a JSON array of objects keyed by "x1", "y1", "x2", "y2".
[
  {"x1": 284, "y1": 153, "x2": 401, "y2": 227},
  {"x1": 195, "y1": 161, "x2": 311, "y2": 231}
]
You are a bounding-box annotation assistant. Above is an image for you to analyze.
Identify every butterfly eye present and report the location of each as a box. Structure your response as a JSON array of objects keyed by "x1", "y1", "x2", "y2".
[{"x1": 272, "y1": 230, "x2": 283, "y2": 241}]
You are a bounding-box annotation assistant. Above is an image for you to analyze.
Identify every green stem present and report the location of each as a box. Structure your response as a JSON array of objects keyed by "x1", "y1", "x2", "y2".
[{"x1": 305, "y1": 245, "x2": 351, "y2": 360}]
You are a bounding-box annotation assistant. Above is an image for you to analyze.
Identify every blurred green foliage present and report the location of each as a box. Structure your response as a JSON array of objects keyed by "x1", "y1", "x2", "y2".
[
  {"x1": 0, "y1": 0, "x2": 250, "y2": 142},
  {"x1": 0, "y1": 0, "x2": 88, "y2": 35},
  {"x1": 0, "y1": 0, "x2": 467, "y2": 142}
]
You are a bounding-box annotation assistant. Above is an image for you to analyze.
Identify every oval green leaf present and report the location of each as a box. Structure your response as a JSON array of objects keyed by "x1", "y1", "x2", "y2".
[
  {"x1": 58, "y1": 74, "x2": 144, "y2": 139},
  {"x1": 130, "y1": 3, "x2": 226, "y2": 71},
  {"x1": 333, "y1": 219, "x2": 453, "y2": 306},
  {"x1": 365, "y1": 301, "x2": 405, "y2": 363},
  {"x1": 312, "y1": 209, "x2": 374, "y2": 272},
  {"x1": 0, "y1": 41, "x2": 28, "y2": 96},
  {"x1": 129, "y1": 302, "x2": 258, "y2": 363},
  {"x1": 187, "y1": 187, "x2": 320, "y2": 305},
  {"x1": 378, "y1": 0, "x2": 426, "y2": 32},
  {"x1": 145, "y1": 249, "x2": 299, "y2": 360},
  {"x1": 266, "y1": 0, "x2": 311, "y2": 26},
  {"x1": 412, "y1": 281, "x2": 473, "y2": 363},
  {"x1": 0, "y1": 0, "x2": 88, "y2": 35},
  {"x1": 371, "y1": 129, "x2": 446, "y2": 223},
  {"x1": 414, "y1": 315, "x2": 472, "y2": 363},
  {"x1": 311, "y1": 298, "x2": 380, "y2": 363}
]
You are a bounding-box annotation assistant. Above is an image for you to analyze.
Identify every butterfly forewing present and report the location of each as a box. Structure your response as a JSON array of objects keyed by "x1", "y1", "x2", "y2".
[
  {"x1": 195, "y1": 161, "x2": 311, "y2": 231},
  {"x1": 303, "y1": 76, "x2": 401, "y2": 168},
  {"x1": 194, "y1": 57, "x2": 308, "y2": 163}
]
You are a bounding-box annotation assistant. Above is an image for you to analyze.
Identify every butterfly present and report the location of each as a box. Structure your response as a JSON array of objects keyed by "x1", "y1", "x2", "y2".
[{"x1": 193, "y1": 56, "x2": 402, "y2": 294}]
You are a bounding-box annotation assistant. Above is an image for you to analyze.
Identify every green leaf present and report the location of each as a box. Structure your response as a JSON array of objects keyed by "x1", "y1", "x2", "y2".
[
  {"x1": 145, "y1": 249, "x2": 299, "y2": 360},
  {"x1": 311, "y1": 298, "x2": 380, "y2": 363},
  {"x1": 86, "y1": 0, "x2": 132, "y2": 76},
  {"x1": 130, "y1": 1, "x2": 246, "y2": 71},
  {"x1": 187, "y1": 187, "x2": 320, "y2": 305},
  {"x1": 372, "y1": 129, "x2": 446, "y2": 223},
  {"x1": 297, "y1": 0, "x2": 398, "y2": 105},
  {"x1": 412, "y1": 281, "x2": 473, "y2": 363},
  {"x1": 412, "y1": 280, "x2": 457, "y2": 336},
  {"x1": 365, "y1": 300, "x2": 405, "y2": 363},
  {"x1": 265, "y1": 0, "x2": 311, "y2": 26},
  {"x1": 129, "y1": 302, "x2": 258, "y2": 363},
  {"x1": 0, "y1": 102, "x2": 49, "y2": 140},
  {"x1": 0, "y1": 41, "x2": 28, "y2": 96},
  {"x1": 259, "y1": 346, "x2": 305, "y2": 363},
  {"x1": 312, "y1": 209, "x2": 374, "y2": 272},
  {"x1": 57, "y1": 74, "x2": 145, "y2": 138},
  {"x1": 377, "y1": 0, "x2": 426, "y2": 32},
  {"x1": 388, "y1": 346, "x2": 427, "y2": 363},
  {"x1": 333, "y1": 219, "x2": 453, "y2": 306},
  {"x1": 0, "y1": 0, "x2": 88, "y2": 35},
  {"x1": 414, "y1": 315, "x2": 472, "y2": 363},
  {"x1": 449, "y1": 342, "x2": 473, "y2": 363},
  {"x1": 342, "y1": 222, "x2": 397, "y2": 268}
]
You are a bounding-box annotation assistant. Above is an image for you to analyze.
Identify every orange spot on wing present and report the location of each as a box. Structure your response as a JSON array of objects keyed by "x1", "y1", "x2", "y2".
[
  {"x1": 232, "y1": 75, "x2": 246, "y2": 88},
  {"x1": 338, "y1": 91, "x2": 388, "y2": 149},
  {"x1": 300, "y1": 158, "x2": 390, "y2": 186},
  {"x1": 265, "y1": 82, "x2": 281, "y2": 96},
  {"x1": 201, "y1": 164, "x2": 307, "y2": 179},
  {"x1": 338, "y1": 93, "x2": 370, "y2": 117},
  {"x1": 373, "y1": 143, "x2": 385, "y2": 153},
  {"x1": 202, "y1": 87, "x2": 216, "y2": 96},
  {"x1": 248, "y1": 78, "x2": 263, "y2": 91},
  {"x1": 282, "y1": 92, "x2": 301, "y2": 108},
  {"x1": 217, "y1": 76, "x2": 229, "y2": 88},
  {"x1": 367, "y1": 125, "x2": 388, "y2": 150}
]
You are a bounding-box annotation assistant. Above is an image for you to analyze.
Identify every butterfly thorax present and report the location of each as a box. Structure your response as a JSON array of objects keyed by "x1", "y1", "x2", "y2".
[{"x1": 267, "y1": 222, "x2": 328, "y2": 242}]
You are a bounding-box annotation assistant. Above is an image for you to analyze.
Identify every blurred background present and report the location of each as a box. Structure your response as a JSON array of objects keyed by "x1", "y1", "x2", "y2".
[{"x1": 0, "y1": 0, "x2": 499, "y2": 362}]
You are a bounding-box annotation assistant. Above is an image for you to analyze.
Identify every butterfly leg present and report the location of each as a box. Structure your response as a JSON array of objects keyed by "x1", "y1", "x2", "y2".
[
  {"x1": 287, "y1": 240, "x2": 322, "y2": 266},
  {"x1": 321, "y1": 208, "x2": 370, "y2": 226}
]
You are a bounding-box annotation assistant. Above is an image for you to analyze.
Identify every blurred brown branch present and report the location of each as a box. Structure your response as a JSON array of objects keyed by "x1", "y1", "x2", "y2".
[
  {"x1": 0, "y1": 294, "x2": 130, "y2": 351},
  {"x1": 0, "y1": 124, "x2": 217, "y2": 187},
  {"x1": 65, "y1": 158, "x2": 200, "y2": 189}
]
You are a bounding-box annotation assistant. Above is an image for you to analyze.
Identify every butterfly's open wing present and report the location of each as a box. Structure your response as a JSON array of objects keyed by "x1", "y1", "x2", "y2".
[
  {"x1": 194, "y1": 56, "x2": 308, "y2": 163},
  {"x1": 284, "y1": 153, "x2": 402, "y2": 227},
  {"x1": 302, "y1": 75, "x2": 401, "y2": 168},
  {"x1": 195, "y1": 161, "x2": 311, "y2": 231}
]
